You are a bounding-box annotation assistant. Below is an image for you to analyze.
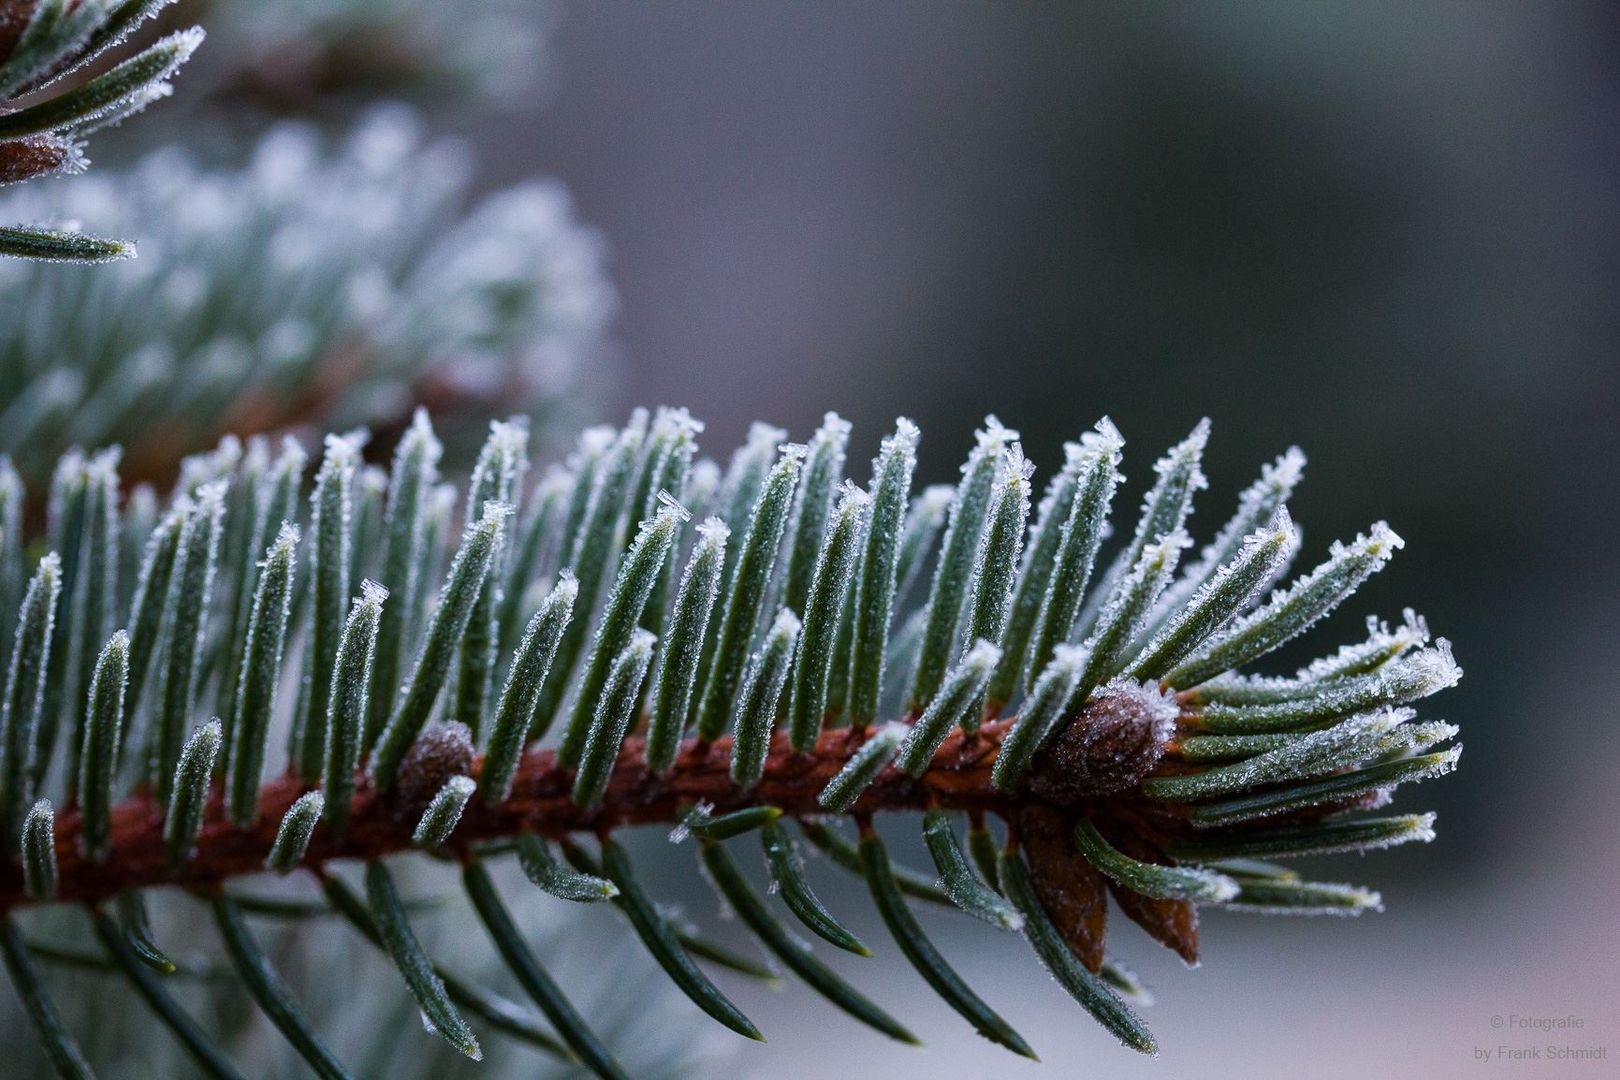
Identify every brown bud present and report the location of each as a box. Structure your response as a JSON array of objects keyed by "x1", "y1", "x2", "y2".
[
  {"x1": 2, "y1": 2, "x2": 92, "y2": 90},
  {"x1": 1017, "y1": 804, "x2": 1107, "y2": 971},
  {"x1": 393, "y1": 721, "x2": 474, "y2": 817},
  {"x1": 1026, "y1": 678, "x2": 1176, "y2": 804},
  {"x1": 0, "y1": 136, "x2": 71, "y2": 185},
  {"x1": 1102, "y1": 828, "x2": 1199, "y2": 965},
  {"x1": 0, "y1": 2, "x2": 40, "y2": 69}
]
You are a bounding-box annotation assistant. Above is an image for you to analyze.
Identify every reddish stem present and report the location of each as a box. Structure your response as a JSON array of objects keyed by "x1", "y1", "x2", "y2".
[{"x1": 3, "y1": 719, "x2": 1020, "y2": 911}]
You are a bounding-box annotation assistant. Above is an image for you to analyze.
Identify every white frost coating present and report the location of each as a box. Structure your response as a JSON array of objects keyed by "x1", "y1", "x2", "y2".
[
  {"x1": 667, "y1": 801, "x2": 715, "y2": 845},
  {"x1": 972, "y1": 414, "x2": 1022, "y2": 460},
  {"x1": 1198, "y1": 629, "x2": 1451, "y2": 713},
  {"x1": 1046, "y1": 641, "x2": 1090, "y2": 675},
  {"x1": 358, "y1": 464, "x2": 388, "y2": 503},
  {"x1": 316, "y1": 431, "x2": 363, "y2": 478},
  {"x1": 743, "y1": 421, "x2": 789, "y2": 456},
  {"x1": 533, "y1": 463, "x2": 572, "y2": 504},
  {"x1": 1153, "y1": 444, "x2": 1305, "y2": 625},
  {"x1": 359, "y1": 578, "x2": 391, "y2": 606},
  {"x1": 573, "y1": 425, "x2": 618, "y2": 465},
  {"x1": 768, "y1": 607, "x2": 804, "y2": 638},
  {"x1": 552, "y1": 569, "x2": 580, "y2": 605},
  {"x1": 1223, "y1": 883, "x2": 1384, "y2": 917},
  {"x1": 1133, "y1": 511, "x2": 1298, "y2": 678},
  {"x1": 1024, "y1": 443, "x2": 1085, "y2": 560},
  {"x1": 1150, "y1": 707, "x2": 1415, "y2": 801},
  {"x1": 1118, "y1": 677, "x2": 1180, "y2": 746},
  {"x1": 428, "y1": 482, "x2": 458, "y2": 520},
  {"x1": 686, "y1": 459, "x2": 722, "y2": 505},
  {"x1": 1133, "y1": 418, "x2": 1210, "y2": 535},
  {"x1": 960, "y1": 444, "x2": 1030, "y2": 649},
  {"x1": 1074, "y1": 420, "x2": 1204, "y2": 640},
  {"x1": 656, "y1": 404, "x2": 705, "y2": 437},
  {"x1": 412, "y1": 774, "x2": 476, "y2": 846},
  {"x1": 1075, "y1": 821, "x2": 1243, "y2": 902},
  {"x1": 1087, "y1": 415, "x2": 1127, "y2": 459},
  {"x1": 1299, "y1": 608, "x2": 1431, "y2": 680},
  {"x1": 877, "y1": 719, "x2": 912, "y2": 739},
  {"x1": 480, "y1": 419, "x2": 531, "y2": 470},
  {"x1": 1019, "y1": 422, "x2": 1121, "y2": 678},
  {"x1": 916, "y1": 484, "x2": 955, "y2": 515},
  {"x1": 1001, "y1": 442, "x2": 1036, "y2": 486},
  {"x1": 1082, "y1": 530, "x2": 1187, "y2": 685},
  {"x1": 654, "y1": 488, "x2": 694, "y2": 523},
  {"x1": 1204, "y1": 447, "x2": 1304, "y2": 569},
  {"x1": 1298, "y1": 642, "x2": 1458, "y2": 719},
  {"x1": 58, "y1": 29, "x2": 202, "y2": 138},
  {"x1": 818, "y1": 721, "x2": 909, "y2": 811},
  {"x1": 1374, "y1": 719, "x2": 1459, "y2": 759},
  {"x1": 694, "y1": 516, "x2": 730, "y2": 545},
  {"x1": 961, "y1": 638, "x2": 1003, "y2": 674},
  {"x1": 920, "y1": 813, "x2": 1025, "y2": 930},
  {"x1": 1194, "y1": 738, "x2": 1459, "y2": 829},
  {"x1": 474, "y1": 500, "x2": 514, "y2": 530},
  {"x1": 811, "y1": 411, "x2": 853, "y2": 450},
  {"x1": 1252, "y1": 521, "x2": 1302, "y2": 601},
  {"x1": 1406, "y1": 812, "x2": 1440, "y2": 845},
  {"x1": 1168, "y1": 521, "x2": 1405, "y2": 687},
  {"x1": 835, "y1": 477, "x2": 873, "y2": 511}
]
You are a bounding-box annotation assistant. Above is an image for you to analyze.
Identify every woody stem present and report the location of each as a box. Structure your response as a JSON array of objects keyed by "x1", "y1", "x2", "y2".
[{"x1": 1, "y1": 718, "x2": 1020, "y2": 911}]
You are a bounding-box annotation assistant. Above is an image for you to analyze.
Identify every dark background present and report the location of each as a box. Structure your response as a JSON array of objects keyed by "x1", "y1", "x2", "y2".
[
  {"x1": 460, "y1": 5, "x2": 1618, "y2": 1078},
  {"x1": 45, "y1": 2, "x2": 1606, "y2": 1077}
]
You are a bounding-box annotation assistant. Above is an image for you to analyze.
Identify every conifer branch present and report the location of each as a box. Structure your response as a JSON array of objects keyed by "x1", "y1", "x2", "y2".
[{"x1": 0, "y1": 407, "x2": 1462, "y2": 1075}]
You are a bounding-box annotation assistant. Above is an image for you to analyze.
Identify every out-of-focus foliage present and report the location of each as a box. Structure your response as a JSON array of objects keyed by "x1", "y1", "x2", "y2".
[
  {"x1": 0, "y1": 0, "x2": 202, "y2": 260},
  {"x1": 0, "y1": 106, "x2": 615, "y2": 482},
  {"x1": 180, "y1": 0, "x2": 552, "y2": 111},
  {"x1": 1, "y1": 860, "x2": 736, "y2": 1079}
]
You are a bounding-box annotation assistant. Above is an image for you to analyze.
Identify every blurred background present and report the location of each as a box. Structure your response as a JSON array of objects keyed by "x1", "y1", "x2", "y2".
[
  {"x1": 497, "y1": 7, "x2": 1620, "y2": 1075},
  {"x1": 8, "y1": 2, "x2": 1620, "y2": 1078}
]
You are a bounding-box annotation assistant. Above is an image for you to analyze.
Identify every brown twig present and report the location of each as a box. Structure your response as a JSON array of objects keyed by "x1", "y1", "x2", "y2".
[{"x1": 2, "y1": 719, "x2": 1023, "y2": 912}]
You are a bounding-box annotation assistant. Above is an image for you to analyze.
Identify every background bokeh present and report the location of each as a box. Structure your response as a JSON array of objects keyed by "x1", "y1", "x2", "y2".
[
  {"x1": 472, "y1": 4, "x2": 1615, "y2": 1078},
  {"x1": 10, "y1": 3, "x2": 1617, "y2": 1078}
]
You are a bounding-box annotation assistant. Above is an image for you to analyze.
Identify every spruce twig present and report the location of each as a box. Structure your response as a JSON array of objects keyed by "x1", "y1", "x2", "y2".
[{"x1": 0, "y1": 407, "x2": 1463, "y2": 1075}]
